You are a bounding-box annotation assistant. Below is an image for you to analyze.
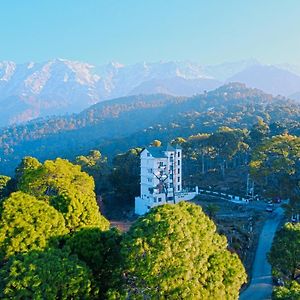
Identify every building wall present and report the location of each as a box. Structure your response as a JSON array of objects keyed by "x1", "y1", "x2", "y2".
[{"x1": 136, "y1": 147, "x2": 187, "y2": 215}]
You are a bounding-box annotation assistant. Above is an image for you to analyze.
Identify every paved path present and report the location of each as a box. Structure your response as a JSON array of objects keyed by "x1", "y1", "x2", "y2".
[{"x1": 239, "y1": 207, "x2": 284, "y2": 300}]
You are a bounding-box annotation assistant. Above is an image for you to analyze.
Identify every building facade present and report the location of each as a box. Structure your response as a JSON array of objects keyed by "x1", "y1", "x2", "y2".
[{"x1": 135, "y1": 144, "x2": 198, "y2": 215}]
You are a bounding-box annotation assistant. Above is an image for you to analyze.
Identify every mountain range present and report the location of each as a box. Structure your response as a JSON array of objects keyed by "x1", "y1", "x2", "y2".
[{"x1": 1, "y1": 58, "x2": 300, "y2": 126}]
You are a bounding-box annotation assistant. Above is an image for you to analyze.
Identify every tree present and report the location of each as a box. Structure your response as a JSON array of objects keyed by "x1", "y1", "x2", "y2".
[
  {"x1": 206, "y1": 203, "x2": 220, "y2": 219},
  {"x1": 269, "y1": 223, "x2": 300, "y2": 281},
  {"x1": 76, "y1": 150, "x2": 104, "y2": 168},
  {"x1": 15, "y1": 156, "x2": 41, "y2": 181},
  {"x1": 0, "y1": 192, "x2": 68, "y2": 260},
  {"x1": 273, "y1": 280, "x2": 300, "y2": 300},
  {"x1": 66, "y1": 227, "x2": 122, "y2": 298},
  {"x1": 208, "y1": 127, "x2": 249, "y2": 176},
  {"x1": 117, "y1": 202, "x2": 247, "y2": 299},
  {"x1": 0, "y1": 175, "x2": 10, "y2": 200},
  {"x1": 250, "y1": 135, "x2": 300, "y2": 206},
  {"x1": 110, "y1": 148, "x2": 141, "y2": 206},
  {"x1": 17, "y1": 157, "x2": 109, "y2": 231},
  {"x1": 187, "y1": 133, "x2": 212, "y2": 174},
  {"x1": 249, "y1": 118, "x2": 270, "y2": 147},
  {"x1": 151, "y1": 139, "x2": 162, "y2": 147},
  {"x1": 0, "y1": 248, "x2": 97, "y2": 299},
  {"x1": 75, "y1": 150, "x2": 111, "y2": 195}
]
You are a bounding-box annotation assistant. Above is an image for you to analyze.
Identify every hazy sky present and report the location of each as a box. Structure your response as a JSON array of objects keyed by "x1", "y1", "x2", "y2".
[{"x1": 1, "y1": 0, "x2": 300, "y2": 65}]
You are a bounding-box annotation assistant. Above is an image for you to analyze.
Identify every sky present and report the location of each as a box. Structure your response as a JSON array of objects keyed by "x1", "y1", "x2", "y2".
[{"x1": 0, "y1": 0, "x2": 300, "y2": 65}]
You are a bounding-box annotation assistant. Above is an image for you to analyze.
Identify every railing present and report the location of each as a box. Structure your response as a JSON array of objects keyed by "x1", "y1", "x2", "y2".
[{"x1": 198, "y1": 188, "x2": 249, "y2": 202}]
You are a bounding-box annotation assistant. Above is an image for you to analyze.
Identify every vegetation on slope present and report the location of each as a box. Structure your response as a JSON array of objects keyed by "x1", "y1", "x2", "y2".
[{"x1": 1, "y1": 83, "x2": 300, "y2": 175}]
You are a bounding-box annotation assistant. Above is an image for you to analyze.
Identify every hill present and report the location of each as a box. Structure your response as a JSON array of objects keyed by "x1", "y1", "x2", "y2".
[
  {"x1": 1, "y1": 83, "x2": 300, "y2": 175},
  {"x1": 3, "y1": 58, "x2": 300, "y2": 127},
  {"x1": 228, "y1": 65, "x2": 300, "y2": 96}
]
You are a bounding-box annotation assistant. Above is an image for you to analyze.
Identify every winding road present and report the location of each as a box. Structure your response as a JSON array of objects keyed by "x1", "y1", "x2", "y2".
[{"x1": 239, "y1": 207, "x2": 284, "y2": 300}]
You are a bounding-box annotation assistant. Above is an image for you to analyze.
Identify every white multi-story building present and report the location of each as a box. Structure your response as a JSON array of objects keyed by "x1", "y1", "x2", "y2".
[{"x1": 135, "y1": 144, "x2": 198, "y2": 215}]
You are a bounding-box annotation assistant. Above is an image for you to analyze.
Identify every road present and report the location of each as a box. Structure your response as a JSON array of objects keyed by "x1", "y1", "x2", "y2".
[{"x1": 239, "y1": 206, "x2": 284, "y2": 300}]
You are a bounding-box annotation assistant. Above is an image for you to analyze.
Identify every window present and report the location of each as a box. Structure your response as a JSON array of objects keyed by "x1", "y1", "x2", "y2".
[
  {"x1": 158, "y1": 197, "x2": 162, "y2": 202},
  {"x1": 178, "y1": 185, "x2": 180, "y2": 191},
  {"x1": 159, "y1": 161, "x2": 164, "y2": 167},
  {"x1": 178, "y1": 160, "x2": 180, "y2": 166},
  {"x1": 147, "y1": 152, "x2": 150, "y2": 157},
  {"x1": 169, "y1": 183, "x2": 173, "y2": 188},
  {"x1": 148, "y1": 168, "x2": 153, "y2": 173},
  {"x1": 178, "y1": 151, "x2": 181, "y2": 157},
  {"x1": 178, "y1": 177, "x2": 180, "y2": 182},
  {"x1": 178, "y1": 168, "x2": 180, "y2": 174},
  {"x1": 169, "y1": 174, "x2": 173, "y2": 180},
  {"x1": 147, "y1": 178, "x2": 152, "y2": 183}
]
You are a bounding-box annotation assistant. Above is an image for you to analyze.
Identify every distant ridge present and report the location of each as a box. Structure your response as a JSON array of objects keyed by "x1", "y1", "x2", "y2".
[
  {"x1": 1, "y1": 83, "x2": 299, "y2": 175},
  {"x1": 1, "y1": 59, "x2": 300, "y2": 126}
]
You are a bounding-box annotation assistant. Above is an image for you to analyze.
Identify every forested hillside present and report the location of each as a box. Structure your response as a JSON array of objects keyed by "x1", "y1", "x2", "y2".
[
  {"x1": 0, "y1": 157, "x2": 247, "y2": 299},
  {"x1": 1, "y1": 83, "x2": 300, "y2": 175}
]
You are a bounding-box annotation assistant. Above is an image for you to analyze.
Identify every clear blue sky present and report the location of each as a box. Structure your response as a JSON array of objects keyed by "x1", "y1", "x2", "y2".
[{"x1": 1, "y1": 0, "x2": 299, "y2": 65}]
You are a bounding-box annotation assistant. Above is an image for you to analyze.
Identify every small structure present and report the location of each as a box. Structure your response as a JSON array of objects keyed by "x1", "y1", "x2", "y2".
[{"x1": 135, "y1": 144, "x2": 198, "y2": 215}]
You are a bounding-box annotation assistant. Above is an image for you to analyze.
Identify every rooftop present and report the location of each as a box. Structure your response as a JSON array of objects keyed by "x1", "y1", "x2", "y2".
[{"x1": 144, "y1": 144, "x2": 182, "y2": 158}]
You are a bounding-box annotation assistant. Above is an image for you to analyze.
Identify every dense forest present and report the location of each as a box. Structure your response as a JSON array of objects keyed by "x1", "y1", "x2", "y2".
[
  {"x1": 1, "y1": 83, "x2": 300, "y2": 298},
  {"x1": 0, "y1": 130, "x2": 299, "y2": 298},
  {"x1": 1, "y1": 83, "x2": 300, "y2": 175},
  {"x1": 0, "y1": 158, "x2": 247, "y2": 299}
]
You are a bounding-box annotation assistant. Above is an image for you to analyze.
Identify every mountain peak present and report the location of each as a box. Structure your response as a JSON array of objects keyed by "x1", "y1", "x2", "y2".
[{"x1": 1, "y1": 58, "x2": 300, "y2": 126}]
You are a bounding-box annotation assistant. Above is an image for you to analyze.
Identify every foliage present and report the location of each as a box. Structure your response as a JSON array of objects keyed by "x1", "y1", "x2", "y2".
[
  {"x1": 249, "y1": 117, "x2": 270, "y2": 147},
  {"x1": 151, "y1": 139, "x2": 162, "y2": 147},
  {"x1": 109, "y1": 148, "x2": 141, "y2": 206},
  {"x1": 66, "y1": 227, "x2": 122, "y2": 297},
  {"x1": 205, "y1": 203, "x2": 220, "y2": 219},
  {"x1": 0, "y1": 191, "x2": 68, "y2": 260},
  {"x1": 250, "y1": 134, "x2": 300, "y2": 203},
  {"x1": 0, "y1": 248, "x2": 97, "y2": 299},
  {"x1": 1, "y1": 84, "x2": 300, "y2": 175},
  {"x1": 273, "y1": 280, "x2": 300, "y2": 300},
  {"x1": 0, "y1": 175, "x2": 10, "y2": 199},
  {"x1": 117, "y1": 202, "x2": 247, "y2": 299},
  {"x1": 17, "y1": 157, "x2": 109, "y2": 231},
  {"x1": 15, "y1": 156, "x2": 42, "y2": 180},
  {"x1": 75, "y1": 150, "x2": 111, "y2": 195},
  {"x1": 269, "y1": 223, "x2": 300, "y2": 281}
]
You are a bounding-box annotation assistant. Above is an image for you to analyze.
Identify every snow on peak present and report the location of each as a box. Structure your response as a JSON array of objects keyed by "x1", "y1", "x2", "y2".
[{"x1": 0, "y1": 61, "x2": 16, "y2": 81}]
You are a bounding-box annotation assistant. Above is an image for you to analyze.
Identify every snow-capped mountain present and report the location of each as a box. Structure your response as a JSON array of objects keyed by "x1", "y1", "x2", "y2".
[
  {"x1": 0, "y1": 59, "x2": 222, "y2": 126},
  {"x1": 1, "y1": 58, "x2": 300, "y2": 126}
]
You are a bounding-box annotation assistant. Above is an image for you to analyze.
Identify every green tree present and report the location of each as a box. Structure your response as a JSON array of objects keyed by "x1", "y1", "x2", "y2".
[
  {"x1": 249, "y1": 118, "x2": 270, "y2": 147},
  {"x1": 269, "y1": 223, "x2": 300, "y2": 281},
  {"x1": 66, "y1": 227, "x2": 122, "y2": 298},
  {"x1": 273, "y1": 280, "x2": 300, "y2": 300},
  {"x1": 17, "y1": 157, "x2": 109, "y2": 231},
  {"x1": 117, "y1": 202, "x2": 247, "y2": 299},
  {"x1": 208, "y1": 127, "x2": 249, "y2": 177},
  {"x1": 0, "y1": 248, "x2": 97, "y2": 299},
  {"x1": 0, "y1": 191, "x2": 68, "y2": 260},
  {"x1": 75, "y1": 150, "x2": 111, "y2": 195},
  {"x1": 0, "y1": 175, "x2": 10, "y2": 200},
  {"x1": 110, "y1": 148, "x2": 141, "y2": 206},
  {"x1": 15, "y1": 156, "x2": 42, "y2": 181},
  {"x1": 206, "y1": 203, "x2": 220, "y2": 219},
  {"x1": 250, "y1": 135, "x2": 300, "y2": 206}
]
